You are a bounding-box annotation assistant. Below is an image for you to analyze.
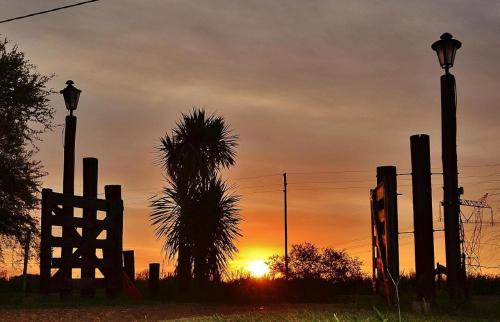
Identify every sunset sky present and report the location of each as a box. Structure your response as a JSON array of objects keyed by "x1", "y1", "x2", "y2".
[{"x1": 2, "y1": 0, "x2": 500, "y2": 276}]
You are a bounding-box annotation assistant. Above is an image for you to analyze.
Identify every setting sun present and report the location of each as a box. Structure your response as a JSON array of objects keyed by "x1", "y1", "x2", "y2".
[{"x1": 247, "y1": 260, "x2": 269, "y2": 278}]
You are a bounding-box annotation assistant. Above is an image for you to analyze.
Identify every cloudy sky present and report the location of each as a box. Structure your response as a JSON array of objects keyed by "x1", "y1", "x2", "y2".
[{"x1": 2, "y1": 0, "x2": 500, "y2": 276}]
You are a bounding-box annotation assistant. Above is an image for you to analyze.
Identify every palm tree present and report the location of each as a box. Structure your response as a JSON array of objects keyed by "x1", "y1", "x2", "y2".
[
  {"x1": 150, "y1": 108, "x2": 240, "y2": 285},
  {"x1": 194, "y1": 177, "x2": 241, "y2": 282}
]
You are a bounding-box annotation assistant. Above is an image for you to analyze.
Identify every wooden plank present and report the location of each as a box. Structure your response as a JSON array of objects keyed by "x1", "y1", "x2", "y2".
[
  {"x1": 71, "y1": 278, "x2": 106, "y2": 289},
  {"x1": 49, "y1": 236, "x2": 112, "y2": 249},
  {"x1": 52, "y1": 205, "x2": 63, "y2": 217},
  {"x1": 52, "y1": 257, "x2": 106, "y2": 269},
  {"x1": 50, "y1": 191, "x2": 108, "y2": 211},
  {"x1": 375, "y1": 183, "x2": 384, "y2": 202},
  {"x1": 50, "y1": 214, "x2": 109, "y2": 229}
]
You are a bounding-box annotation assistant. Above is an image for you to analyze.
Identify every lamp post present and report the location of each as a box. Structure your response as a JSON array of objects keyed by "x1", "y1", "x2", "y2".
[
  {"x1": 59, "y1": 80, "x2": 81, "y2": 297},
  {"x1": 60, "y1": 80, "x2": 81, "y2": 116},
  {"x1": 431, "y1": 33, "x2": 466, "y2": 300}
]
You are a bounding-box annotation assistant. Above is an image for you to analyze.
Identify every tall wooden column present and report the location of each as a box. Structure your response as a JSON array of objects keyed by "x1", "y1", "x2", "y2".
[
  {"x1": 61, "y1": 115, "x2": 76, "y2": 297},
  {"x1": 105, "y1": 185, "x2": 123, "y2": 297},
  {"x1": 82, "y1": 157, "x2": 98, "y2": 297},
  {"x1": 410, "y1": 134, "x2": 436, "y2": 301},
  {"x1": 441, "y1": 72, "x2": 465, "y2": 300}
]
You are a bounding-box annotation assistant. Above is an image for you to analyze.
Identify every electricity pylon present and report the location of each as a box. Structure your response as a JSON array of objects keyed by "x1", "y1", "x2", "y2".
[{"x1": 459, "y1": 194, "x2": 494, "y2": 275}]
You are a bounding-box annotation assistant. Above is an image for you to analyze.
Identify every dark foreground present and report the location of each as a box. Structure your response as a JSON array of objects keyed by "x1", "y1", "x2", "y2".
[
  {"x1": 1, "y1": 277, "x2": 499, "y2": 321},
  {"x1": 1, "y1": 297, "x2": 500, "y2": 321}
]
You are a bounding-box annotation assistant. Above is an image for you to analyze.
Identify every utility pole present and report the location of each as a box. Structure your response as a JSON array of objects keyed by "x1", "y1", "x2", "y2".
[{"x1": 283, "y1": 172, "x2": 289, "y2": 280}]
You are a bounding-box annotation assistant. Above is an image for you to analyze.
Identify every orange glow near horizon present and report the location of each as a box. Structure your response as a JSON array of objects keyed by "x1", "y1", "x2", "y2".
[{"x1": 247, "y1": 260, "x2": 270, "y2": 278}]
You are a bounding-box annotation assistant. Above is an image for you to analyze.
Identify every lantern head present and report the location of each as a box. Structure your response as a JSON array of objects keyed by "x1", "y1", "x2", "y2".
[
  {"x1": 431, "y1": 33, "x2": 462, "y2": 72},
  {"x1": 60, "y1": 80, "x2": 81, "y2": 114}
]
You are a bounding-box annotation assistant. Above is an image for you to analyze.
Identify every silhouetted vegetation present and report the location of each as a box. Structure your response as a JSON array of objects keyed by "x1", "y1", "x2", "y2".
[
  {"x1": 150, "y1": 109, "x2": 240, "y2": 286},
  {"x1": 0, "y1": 38, "x2": 53, "y2": 257},
  {"x1": 267, "y1": 243, "x2": 364, "y2": 282}
]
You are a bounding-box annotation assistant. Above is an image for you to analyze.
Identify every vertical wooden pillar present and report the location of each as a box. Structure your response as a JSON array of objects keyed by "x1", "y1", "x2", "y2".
[
  {"x1": 105, "y1": 185, "x2": 123, "y2": 297},
  {"x1": 123, "y1": 250, "x2": 135, "y2": 283},
  {"x1": 370, "y1": 190, "x2": 377, "y2": 292},
  {"x1": 283, "y1": 173, "x2": 288, "y2": 280},
  {"x1": 440, "y1": 73, "x2": 465, "y2": 300},
  {"x1": 82, "y1": 157, "x2": 98, "y2": 297},
  {"x1": 40, "y1": 189, "x2": 52, "y2": 294},
  {"x1": 376, "y1": 166, "x2": 400, "y2": 282},
  {"x1": 61, "y1": 115, "x2": 76, "y2": 297},
  {"x1": 22, "y1": 230, "x2": 31, "y2": 296},
  {"x1": 149, "y1": 263, "x2": 160, "y2": 298},
  {"x1": 411, "y1": 134, "x2": 436, "y2": 301}
]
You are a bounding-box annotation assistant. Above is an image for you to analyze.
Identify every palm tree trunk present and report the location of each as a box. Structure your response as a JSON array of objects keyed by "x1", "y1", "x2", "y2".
[{"x1": 177, "y1": 238, "x2": 191, "y2": 288}]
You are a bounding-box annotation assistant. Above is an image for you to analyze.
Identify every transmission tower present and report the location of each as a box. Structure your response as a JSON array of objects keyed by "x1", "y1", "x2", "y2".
[{"x1": 459, "y1": 194, "x2": 494, "y2": 275}]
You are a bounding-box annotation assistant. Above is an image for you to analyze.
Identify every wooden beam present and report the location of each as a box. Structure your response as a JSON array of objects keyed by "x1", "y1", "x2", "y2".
[
  {"x1": 49, "y1": 236, "x2": 111, "y2": 249},
  {"x1": 50, "y1": 191, "x2": 108, "y2": 211}
]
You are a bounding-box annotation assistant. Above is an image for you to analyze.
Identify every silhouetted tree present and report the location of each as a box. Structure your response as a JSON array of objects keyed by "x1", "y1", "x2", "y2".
[
  {"x1": 289, "y1": 243, "x2": 322, "y2": 279},
  {"x1": 321, "y1": 247, "x2": 363, "y2": 281},
  {"x1": 0, "y1": 38, "x2": 53, "y2": 255},
  {"x1": 267, "y1": 243, "x2": 363, "y2": 281},
  {"x1": 150, "y1": 109, "x2": 240, "y2": 285}
]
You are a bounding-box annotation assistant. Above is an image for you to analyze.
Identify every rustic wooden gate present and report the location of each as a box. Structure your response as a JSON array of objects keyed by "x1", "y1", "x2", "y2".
[
  {"x1": 40, "y1": 184, "x2": 123, "y2": 297},
  {"x1": 370, "y1": 166, "x2": 400, "y2": 306}
]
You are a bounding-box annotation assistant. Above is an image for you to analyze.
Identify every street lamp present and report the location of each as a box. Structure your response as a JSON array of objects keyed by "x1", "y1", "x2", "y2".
[
  {"x1": 431, "y1": 33, "x2": 462, "y2": 73},
  {"x1": 60, "y1": 80, "x2": 81, "y2": 115},
  {"x1": 60, "y1": 79, "x2": 80, "y2": 296},
  {"x1": 432, "y1": 33, "x2": 465, "y2": 300}
]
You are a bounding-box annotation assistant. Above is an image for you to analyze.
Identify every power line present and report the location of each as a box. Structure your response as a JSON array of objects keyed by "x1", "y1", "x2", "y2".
[
  {"x1": 0, "y1": 0, "x2": 101, "y2": 24},
  {"x1": 237, "y1": 183, "x2": 282, "y2": 189},
  {"x1": 468, "y1": 264, "x2": 500, "y2": 270},
  {"x1": 242, "y1": 189, "x2": 282, "y2": 195},
  {"x1": 287, "y1": 170, "x2": 372, "y2": 175},
  {"x1": 462, "y1": 163, "x2": 500, "y2": 168},
  {"x1": 234, "y1": 173, "x2": 281, "y2": 180}
]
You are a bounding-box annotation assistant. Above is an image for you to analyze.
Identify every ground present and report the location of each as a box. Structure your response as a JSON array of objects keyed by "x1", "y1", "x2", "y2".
[{"x1": 0, "y1": 300, "x2": 499, "y2": 322}]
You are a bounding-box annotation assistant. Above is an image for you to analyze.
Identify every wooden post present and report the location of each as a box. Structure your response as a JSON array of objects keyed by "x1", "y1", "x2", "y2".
[
  {"x1": 440, "y1": 72, "x2": 465, "y2": 300},
  {"x1": 283, "y1": 173, "x2": 288, "y2": 280},
  {"x1": 81, "y1": 157, "x2": 98, "y2": 297},
  {"x1": 123, "y1": 250, "x2": 135, "y2": 283},
  {"x1": 40, "y1": 188, "x2": 52, "y2": 294},
  {"x1": 105, "y1": 185, "x2": 123, "y2": 297},
  {"x1": 376, "y1": 166, "x2": 400, "y2": 284},
  {"x1": 61, "y1": 115, "x2": 76, "y2": 297},
  {"x1": 149, "y1": 263, "x2": 160, "y2": 298},
  {"x1": 370, "y1": 189, "x2": 377, "y2": 293},
  {"x1": 22, "y1": 230, "x2": 31, "y2": 296},
  {"x1": 411, "y1": 134, "x2": 436, "y2": 301}
]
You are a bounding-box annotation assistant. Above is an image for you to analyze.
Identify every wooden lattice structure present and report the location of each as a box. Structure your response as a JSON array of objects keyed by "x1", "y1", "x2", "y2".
[
  {"x1": 40, "y1": 183, "x2": 123, "y2": 297},
  {"x1": 370, "y1": 166, "x2": 399, "y2": 306}
]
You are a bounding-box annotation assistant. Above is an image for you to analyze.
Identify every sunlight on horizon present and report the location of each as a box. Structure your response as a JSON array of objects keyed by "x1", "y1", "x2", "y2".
[{"x1": 247, "y1": 259, "x2": 269, "y2": 278}]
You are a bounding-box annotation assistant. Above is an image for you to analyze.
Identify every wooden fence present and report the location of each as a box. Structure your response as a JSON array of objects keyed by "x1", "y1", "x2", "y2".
[{"x1": 40, "y1": 185, "x2": 123, "y2": 297}]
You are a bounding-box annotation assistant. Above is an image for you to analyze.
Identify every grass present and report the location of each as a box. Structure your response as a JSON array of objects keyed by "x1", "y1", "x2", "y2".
[
  {"x1": 0, "y1": 276, "x2": 499, "y2": 321},
  {"x1": 170, "y1": 304, "x2": 498, "y2": 322}
]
